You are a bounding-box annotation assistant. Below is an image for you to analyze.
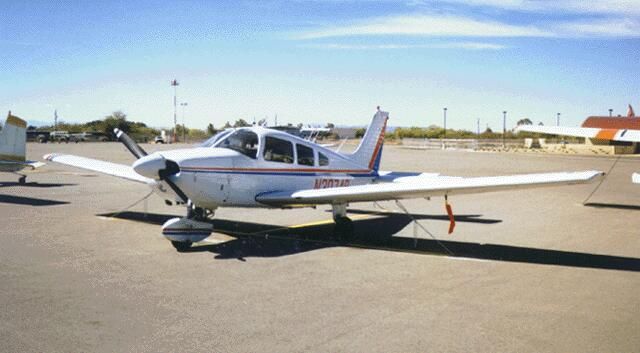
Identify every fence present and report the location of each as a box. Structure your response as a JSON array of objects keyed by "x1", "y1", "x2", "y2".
[{"x1": 401, "y1": 138, "x2": 526, "y2": 150}]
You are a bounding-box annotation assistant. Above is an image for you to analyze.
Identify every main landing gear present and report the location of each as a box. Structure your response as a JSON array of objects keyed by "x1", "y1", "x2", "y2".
[
  {"x1": 332, "y1": 204, "x2": 354, "y2": 236},
  {"x1": 13, "y1": 172, "x2": 26, "y2": 184}
]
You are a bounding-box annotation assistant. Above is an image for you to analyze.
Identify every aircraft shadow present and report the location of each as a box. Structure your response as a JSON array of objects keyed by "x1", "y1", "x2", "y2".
[
  {"x1": 0, "y1": 194, "x2": 69, "y2": 206},
  {"x1": 344, "y1": 209, "x2": 502, "y2": 224},
  {"x1": 583, "y1": 202, "x2": 640, "y2": 211},
  {"x1": 0, "y1": 182, "x2": 76, "y2": 188},
  {"x1": 98, "y1": 211, "x2": 640, "y2": 272}
]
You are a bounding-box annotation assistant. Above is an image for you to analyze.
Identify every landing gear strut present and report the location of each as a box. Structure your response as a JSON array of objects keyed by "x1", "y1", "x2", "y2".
[{"x1": 332, "y1": 204, "x2": 354, "y2": 236}]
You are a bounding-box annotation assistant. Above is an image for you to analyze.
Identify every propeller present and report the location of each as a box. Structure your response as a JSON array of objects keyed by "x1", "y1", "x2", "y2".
[
  {"x1": 114, "y1": 128, "x2": 147, "y2": 159},
  {"x1": 114, "y1": 128, "x2": 189, "y2": 204}
]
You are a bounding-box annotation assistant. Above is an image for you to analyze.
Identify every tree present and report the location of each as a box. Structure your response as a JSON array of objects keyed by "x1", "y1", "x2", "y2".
[
  {"x1": 516, "y1": 118, "x2": 533, "y2": 126},
  {"x1": 233, "y1": 119, "x2": 250, "y2": 127},
  {"x1": 206, "y1": 123, "x2": 216, "y2": 135},
  {"x1": 223, "y1": 121, "x2": 232, "y2": 129},
  {"x1": 101, "y1": 110, "x2": 130, "y2": 135},
  {"x1": 355, "y1": 128, "x2": 366, "y2": 138},
  {"x1": 325, "y1": 123, "x2": 335, "y2": 129}
]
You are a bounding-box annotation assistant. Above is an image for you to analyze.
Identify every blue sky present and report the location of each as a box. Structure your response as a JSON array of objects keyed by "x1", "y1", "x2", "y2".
[{"x1": 1, "y1": 0, "x2": 639, "y2": 131}]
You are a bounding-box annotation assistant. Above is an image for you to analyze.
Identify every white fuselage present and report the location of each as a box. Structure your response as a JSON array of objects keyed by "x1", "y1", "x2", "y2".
[
  {"x1": 133, "y1": 127, "x2": 382, "y2": 209},
  {"x1": 162, "y1": 148, "x2": 376, "y2": 208}
]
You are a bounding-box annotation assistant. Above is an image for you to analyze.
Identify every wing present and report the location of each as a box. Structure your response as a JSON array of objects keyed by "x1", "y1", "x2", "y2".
[
  {"x1": 25, "y1": 161, "x2": 45, "y2": 169},
  {"x1": 44, "y1": 153, "x2": 152, "y2": 184},
  {"x1": 516, "y1": 125, "x2": 640, "y2": 143},
  {"x1": 256, "y1": 171, "x2": 604, "y2": 206}
]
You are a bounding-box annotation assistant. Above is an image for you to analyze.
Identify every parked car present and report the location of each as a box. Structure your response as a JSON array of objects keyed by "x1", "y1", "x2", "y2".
[
  {"x1": 69, "y1": 132, "x2": 111, "y2": 143},
  {"x1": 26, "y1": 130, "x2": 50, "y2": 143},
  {"x1": 50, "y1": 131, "x2": 70, "y2": 143}
]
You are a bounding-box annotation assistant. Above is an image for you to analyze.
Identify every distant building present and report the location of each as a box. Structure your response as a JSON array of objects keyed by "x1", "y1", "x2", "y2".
[{"x1": 581, "y1": 104, "x2": 639, "y2": 152}]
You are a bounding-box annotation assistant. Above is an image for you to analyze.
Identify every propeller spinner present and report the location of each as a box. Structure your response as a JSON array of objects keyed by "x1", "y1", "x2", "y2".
[{"x1": 114, "y1": 128, "x2": 189, "y2": 204}]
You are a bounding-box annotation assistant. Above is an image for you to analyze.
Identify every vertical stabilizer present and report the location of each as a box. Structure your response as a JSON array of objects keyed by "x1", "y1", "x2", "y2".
[
  {"x1": 348, "y1": 109, "x2": 388, "y2": 171},
  {"x1": 0, "y1": 111, "x2": 27, "y2": 161}
]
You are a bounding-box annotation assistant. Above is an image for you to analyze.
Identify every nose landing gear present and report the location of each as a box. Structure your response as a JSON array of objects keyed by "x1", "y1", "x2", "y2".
[{"x1": 162, "y1": 204, "x2": 215, "y2": 251}]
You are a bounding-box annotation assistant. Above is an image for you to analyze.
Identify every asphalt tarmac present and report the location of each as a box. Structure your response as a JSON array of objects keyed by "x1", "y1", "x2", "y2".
[{"x1": 1, "y1": 142, "x2": 639, "y2": 352}]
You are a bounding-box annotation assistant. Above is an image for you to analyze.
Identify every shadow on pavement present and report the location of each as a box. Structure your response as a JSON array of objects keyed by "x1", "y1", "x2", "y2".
[
  {"x1": 0, "y1": 194, "x2": 69, "y2": 206},
  {"x1": 98, "y1": 211, "x2": 640, "y2": 272},
  {"x1": 584, "y1": 202, "x2": 640, "y2": 211},
  {"x1": 0, "y1": 182, "x2": 76, "y2": 188},
  {"x1": 345, "y1": 208, "x2": 502, "y2": 224}
]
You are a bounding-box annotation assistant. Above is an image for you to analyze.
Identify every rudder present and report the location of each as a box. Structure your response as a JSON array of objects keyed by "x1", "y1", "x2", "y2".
[
  {"x1": 347, "y1": 108, "x2": 388, "y2": 171},
  {"x1": 0, "y1": 111, "x2": 27, "y2": 161}
]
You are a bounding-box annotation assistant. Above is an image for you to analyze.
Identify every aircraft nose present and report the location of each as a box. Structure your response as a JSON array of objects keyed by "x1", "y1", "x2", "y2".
[{"x1": 132, "y1": 153, "x2": 166, "y2": 179}]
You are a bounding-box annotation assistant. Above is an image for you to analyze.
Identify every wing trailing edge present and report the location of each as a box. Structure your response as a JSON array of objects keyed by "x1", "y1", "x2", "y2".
[{"x1": 256, "y1": 171, "x2": 604, "y2": 206}]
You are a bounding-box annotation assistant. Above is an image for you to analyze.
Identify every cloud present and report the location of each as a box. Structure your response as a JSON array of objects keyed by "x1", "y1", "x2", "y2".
[
  {"x1": 302, "y1": 41, "x2": 506, "y2": 50},
  {"x1": 555, "y1": 18, "x2": 640, "y2": 37},
  {"x1": 411, "y1": 0, "x2": 640, "y2": 16},
  {"x1": 295, "y1": 15, "x2": 552, "y2": 39},
  {"x1": 293, "y1": 14, "x2": 640, "y2": 40}
]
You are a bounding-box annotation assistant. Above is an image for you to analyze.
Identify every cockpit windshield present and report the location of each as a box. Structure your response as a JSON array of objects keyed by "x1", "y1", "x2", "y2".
[
  {"x1": 217, "y1": 129, "x2": 259, "y2": 158},
  {"x1": 199, "y1": 129, "x2": 233, "y2": 148}
]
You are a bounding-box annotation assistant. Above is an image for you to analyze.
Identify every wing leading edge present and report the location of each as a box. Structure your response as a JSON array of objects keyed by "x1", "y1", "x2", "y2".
[
  {"x1": 44, "y1": 153, "x2": 153, "y2": 184},
  {"x1": 256, "y1": 171, "x2": 604, "y2": 206},
  {"x1": 516, "y1": 125, "x2": 640, "y2": 143}
]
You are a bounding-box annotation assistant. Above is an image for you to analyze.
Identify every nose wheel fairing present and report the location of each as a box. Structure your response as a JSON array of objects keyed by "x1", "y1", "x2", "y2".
[{"x1": 161, "y1": 217, "x2": 213, "y2": 244}]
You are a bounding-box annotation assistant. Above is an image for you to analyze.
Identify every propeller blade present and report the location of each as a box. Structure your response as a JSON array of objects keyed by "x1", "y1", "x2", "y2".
[
  {"x1": 159, "y1": 159, "x2": 189, "y2": 204},
  {"x1": 114, "y1": 128, "x2": 148, "y2": 159}
]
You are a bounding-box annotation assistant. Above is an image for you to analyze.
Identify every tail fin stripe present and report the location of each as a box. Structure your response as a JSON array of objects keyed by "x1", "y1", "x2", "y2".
[{"x1": 367, "y1": 118, "x2": 387, "y2": 170}]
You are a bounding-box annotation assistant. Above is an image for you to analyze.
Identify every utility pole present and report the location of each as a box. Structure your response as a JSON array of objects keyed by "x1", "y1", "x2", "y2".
[
  {"x1": 180, "y1": 102, "x2": 188, "y2": 144},
  {"x1": 54, "y1": 110, "x2": 58, "y2": 132},
  {"x1": 556, "y1": 112, "x2": 561, "y2": 126},
  {"x1": 443, "y1": 107, "x2": 447, "y2": 149},
  {"x1": 609, "y1": 109, "x2": 613, "y2": 117},
  {"x1": 477, "y1": 118, "x2": 480, "y2": 136},
  {"x1": 502, "y1": 110, "x2": 507, "y2": 148},
  {"x1": 171, "y1": 79, "x2": 179, "y2": 143}
]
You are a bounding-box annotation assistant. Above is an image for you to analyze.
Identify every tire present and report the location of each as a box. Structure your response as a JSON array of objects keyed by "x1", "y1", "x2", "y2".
[{"x1": 171, "y1": 241, "x2": 192, "y2": 251}]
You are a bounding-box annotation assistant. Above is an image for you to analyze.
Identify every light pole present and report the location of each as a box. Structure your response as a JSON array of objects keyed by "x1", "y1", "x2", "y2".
[
  {"x1": 556, "y1": 112, "x2": 561, "y2": 126},
  {"x1": 180, "y1": 102, "x2": 188, "y2": 143},
  {"x1": 502, "y1": 110, "x2": 507, "y2": 148},
  {"x1": 171, "y1": 79, "x2": 179, "y2": 143},
  {"x1": 477, "y1": 118, "x2": 480, "y2": 137},
  {"x1": 609, "y1": 109, "x2": 613, "y2": 117},
  {"x1": 443, "y1": 107, "x2": 447, "y2": 149}
]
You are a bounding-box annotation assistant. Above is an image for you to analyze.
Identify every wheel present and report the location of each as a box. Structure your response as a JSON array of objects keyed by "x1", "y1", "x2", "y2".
[
  {"x1": 171, "y1": 240, "x2": 192, "y2": 251},
  {"x1": 18, "y1": 176, "x2": 26, "y2": 184}
]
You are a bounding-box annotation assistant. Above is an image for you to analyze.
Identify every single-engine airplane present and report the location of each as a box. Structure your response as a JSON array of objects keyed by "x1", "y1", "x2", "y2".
[
  {"x1": 45, "y1": 108, "x2": 603, "y2": 250},
  {"x1": 1, "y1": 112, "x2": 45, "y2": 183},
  {"x1": 516, "y1": 124, "x2": 640, "y2": 184}
]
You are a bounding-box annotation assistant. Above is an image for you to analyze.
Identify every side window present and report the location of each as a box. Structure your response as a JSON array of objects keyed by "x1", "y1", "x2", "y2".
[
  {"x1": 296, "y1": 144, "x2": 315, "y2": 166},
  {"x1": 318, "y1": 152, "x2": 329, "y2": 166},
  {"x1": 263, "y1": 136, "x2": 294, "y2": 164}
]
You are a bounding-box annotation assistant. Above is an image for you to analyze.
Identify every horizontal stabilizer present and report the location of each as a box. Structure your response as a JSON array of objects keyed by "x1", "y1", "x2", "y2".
[
  {"x1": 257, "y1": 171, "x2": 604, "y2": 206},
  {"x1": 44, "y1": 153, "x2": 152, "y2": 184}
]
